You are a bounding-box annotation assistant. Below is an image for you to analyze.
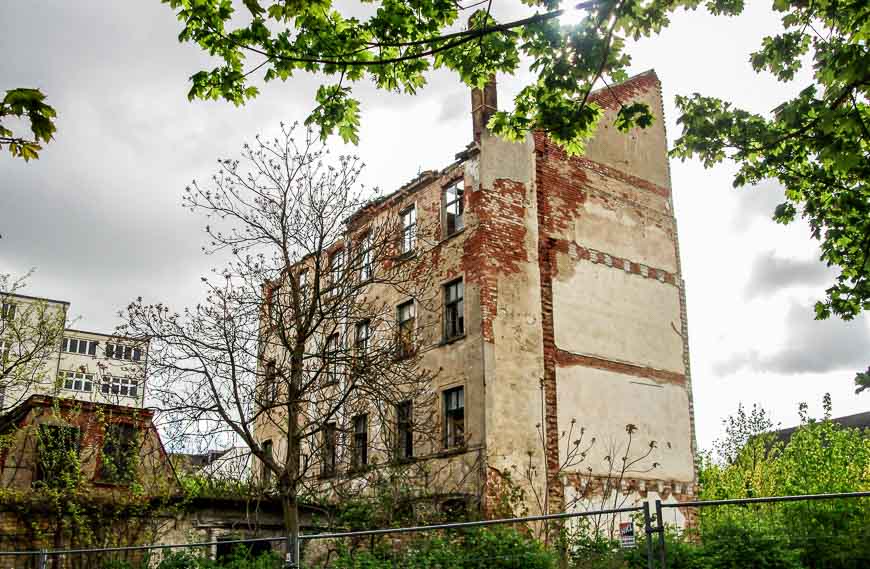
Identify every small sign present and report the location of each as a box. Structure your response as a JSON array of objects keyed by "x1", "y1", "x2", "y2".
[{"x1": 619, "y1": 521, "x2": 636, "y2": 548}]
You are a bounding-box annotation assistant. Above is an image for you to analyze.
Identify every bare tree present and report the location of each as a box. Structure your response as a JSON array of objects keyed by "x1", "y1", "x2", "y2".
[
  {"x1": 120, "y1": 124, "x2": 444, "y2": 566},
  {"x1": 0, "y1": 272, "x2": 67, "y2": 412}
]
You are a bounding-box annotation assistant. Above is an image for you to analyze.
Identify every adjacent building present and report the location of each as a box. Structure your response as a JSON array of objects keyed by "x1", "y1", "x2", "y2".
[
  {"x1": 0, "y1": 292, "x2": 147, "y2": 412},
  {"x1": 255, "y1": 70, "x2": 698, "y2": 519}
]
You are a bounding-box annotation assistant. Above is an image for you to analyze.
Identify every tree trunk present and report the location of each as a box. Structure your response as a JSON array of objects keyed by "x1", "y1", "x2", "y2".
[{"x1": 281, "y1": 489, "x2": 300, "y2": 568}]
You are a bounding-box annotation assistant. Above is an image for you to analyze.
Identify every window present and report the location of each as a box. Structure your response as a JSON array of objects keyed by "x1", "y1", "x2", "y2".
[
  {"x1": 106, "y1": 343, "x2": 142, "y2": 361},
  {"x1": 396, "y1": 400, "x2": 413, "y2": 460},
  {"x1": 354, "y1": 320, "x2": 370, "y2": 359},
  {"x1": 444, "y1": 279, "x2": 464, "y2": 340},
  {"x1": 0, "y1": 339, "x2": 11, "y2": 365},
  {"x1": 100, "y1": 375, "x2": 139, "y2": 398},
  {"x1": 1, "y1": 302, "x2": 16, "y2": 321},
  {"x1": 322, "y1": 422, "x2": 337, "y2": 476},
  {"x1": 35, "y1": 425, "x2": 81, "y2": 486},
  {"x1": 298, "y1": 269, "x2": 308, "y2": 293},
  {"x1": 264, "y1": 360, "x2": 278, "y2": 402},
  {"x1": 352, "y1": 414, "x2": 368, "y2": 469},
  {"x1": 397, "y1": 300, "x2": 416, "y2": 358},
  {"x1": 324, "y1": 333, "x2": 340, "y2": 384},
  {"x1": 329, "y1": 248, "x2": 345, "y2": 294},
  {"x1": 444, "y1": 182, "x2": 465, "y2": 237},
  {"x1": 359, "y1": 232, "x2": 373, "y2": 282},
  {"x1": 443, "y1": 386, "x2": 465, "y2": 448},
  {"x1": 63, "y1": 338, "x2": 98, "y2": 356},
  {"x1": 100, "y1": 423, "x2": 137, "y2": 484},
  {"x1": 400, "y1": 206, "x2": 416, "y2": 255},
  {"x1": 62, "y1": 370, "x2": 94, "y2": 393},
  {"x1": 261, "y1": 440, "x2": 273, "y2": 486}
]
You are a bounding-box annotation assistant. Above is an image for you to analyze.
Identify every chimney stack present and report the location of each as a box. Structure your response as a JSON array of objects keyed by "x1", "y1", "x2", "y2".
[{"x1": 471, "y1": 76, "x2": 497, "y2": 143}]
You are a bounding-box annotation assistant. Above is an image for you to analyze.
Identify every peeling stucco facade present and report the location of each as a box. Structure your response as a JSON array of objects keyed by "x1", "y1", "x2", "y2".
[{"x1": 256, "y1": 70, "x2": 697, "y2": 519}]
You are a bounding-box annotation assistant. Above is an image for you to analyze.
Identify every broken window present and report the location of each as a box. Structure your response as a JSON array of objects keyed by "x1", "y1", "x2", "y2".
[
  {"x1": 35, "y1": 425, "x2": 81, "y2": 487},
  {"x1": 261, "y1": 439, "x2": 273, "y2": 486},
  {"x1": 264, "y1": 359, "x2": 278, "y2": 402},
  {"x1": 1, "y1": 302, "x2": 16, "y2": 321},
  {"x1": 444, "y1": 279, "x2": 464, "y2": 340},
  {"x1": 396, "y1": 400, "x2": 413, "y2": 460},
  {"x1": 324, "y1": 333, "x2": 340, "y2": 385},
  {"x1": 443, "y1": 386, "x2": 465, "y2": 448},
  {"x1": 329, "y1": 248, "x2": 345, "y2": 295},
  {"x1": 359, "y1": 231, "x2": 373, "y2": 282},
  {"x1": 397, "y1": 300, "x2": 416, "y2": 358},
  {"x1": 322, "y1": 422, "x2": 337, "y2": 476},
  {"x1": 100, "y1": 423, "x2": 138, "y2": 484},
  {"x1": 444, "y1": 182, "x2": 464, "y2": 237},
  {"x1": 352, "y1": 414, "x2": 368, "y2": 469},
  {"x1": 400, "y1": 206, "x2": 416, "y2": 255}
]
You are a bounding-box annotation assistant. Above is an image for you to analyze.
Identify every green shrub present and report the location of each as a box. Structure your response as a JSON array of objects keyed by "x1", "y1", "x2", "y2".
[
  {"x1": 701, "y1": 519, "x2": 802, "y2": 569},
  {"x1": 329, "y1": 527, "x2": 556, "y2": 569}
]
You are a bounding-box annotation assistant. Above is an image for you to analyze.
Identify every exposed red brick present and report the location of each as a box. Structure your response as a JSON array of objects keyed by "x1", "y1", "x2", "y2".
[
  {"x1": 588, "y1": 70, "x2": 660, "y2": 112},
  {"x1": 548, "y1": 238, "x2": 679, "y2": 286},
  {"x1": 555, "y1": 349, "x2": 686, "y2": 386},
  {"x1": 536, "y1": 132, "x2": 670, "y2": 199},
  {"x1": 463, "y1": 179, "x2": 529, "y2": 343}
]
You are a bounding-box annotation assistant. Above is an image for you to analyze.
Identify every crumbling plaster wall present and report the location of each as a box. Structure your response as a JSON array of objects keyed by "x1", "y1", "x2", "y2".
[
  {"x1": 535, "y1": 72, "x2": 696, "y2": 496},
  {"x1": 471, "y1": 130, "x2": 549, "y2": 513}
]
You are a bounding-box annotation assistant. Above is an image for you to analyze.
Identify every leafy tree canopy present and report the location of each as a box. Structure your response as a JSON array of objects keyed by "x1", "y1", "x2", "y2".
[
  {"x1": 0, "y1": 88, "x2": 57, "y2": 161},
  {"x1": 162, "y1": 0, "x2": 742, "y2": 153},
  {"x1": 164, "y1": 0, "x2": 870, "y2": 324},
  {"x1": 672, "y1": 0, "x2": 870, "y2": 321}
]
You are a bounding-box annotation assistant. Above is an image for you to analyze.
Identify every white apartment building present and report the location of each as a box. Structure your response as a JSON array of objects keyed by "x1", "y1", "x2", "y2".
[{"x1": 0, "y1": 292, "x2": 147, "y2": 411}]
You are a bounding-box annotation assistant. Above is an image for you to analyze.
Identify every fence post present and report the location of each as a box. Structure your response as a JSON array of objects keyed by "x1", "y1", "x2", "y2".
[
  {"x1": 36, "y1": 549, "x2": 48, "y2": 569},
  {"x1": 642, "y1": 501, "x2": 654, "y2": 569},
  {"x1": 655, "y1": 499, "x2": 666, "y2": 569},
  {"x1": 285, "y1": 531, "x2": 299, "y2": 569}
]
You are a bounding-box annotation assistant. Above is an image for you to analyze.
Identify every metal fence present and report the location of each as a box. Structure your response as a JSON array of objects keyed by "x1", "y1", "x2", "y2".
[{"x1": 1, "y1": 491, "x2": 868, "y2": 569}]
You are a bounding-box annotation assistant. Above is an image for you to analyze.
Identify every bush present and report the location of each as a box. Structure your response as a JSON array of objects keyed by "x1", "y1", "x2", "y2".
[{"x1": 329, "y1": 527, "x2": 556, "y2": 569}]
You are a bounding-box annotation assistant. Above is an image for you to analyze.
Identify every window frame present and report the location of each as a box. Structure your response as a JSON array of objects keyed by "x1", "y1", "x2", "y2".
[
  {"x1": 35, "y1": 424, "x2": 82, "y2": 486},
  {"x1": 359, "y1": 231, "x2": 374, "y2": 282},
  {"x1": 62, "y1": 370, "x2": 95, "y2": 393},
  {"x1": 105, "y1": 343, "x2": 142, "y2": 362},
  {"x1": 63, "y1": 338, "x2": 98, "y2": 356},
  {"x1": 351, "y1": 414, "x2": 369, "y2": 470},
  {"x1": 324, "y1": 333, "x2": 340, "y2": 385},
  {"x1": 261, "y1": 439, "x2": 274, "y2": 486},
  {"x1": 1, "y1": 302, "x2": 16, "y2": 321},
  {"x1": 443, "y1": 181, "x2": 465, "y2": 238},
  {"x1": 400, "y1": 205, "x2": 417, "y2": 256},
  {"x1": 354, "y1": 320, "x2": 370, "y2": 363},
  {"x1": 396, "y1": 300, "x2": 416, "y2": 359},
  {"x1": 328, "y1": 247, "x2": 346, "y2": 295},
  {"x1": 443, "y1": 279, "x2": 465, "y2": 341},
  {"x1": 321, "y1": 422, "x2": 337, "y2": 477},
  {"x1": 396, "y1": 400, "x2": 413, "y2": 461},
  {"x1": 263, "y1": 360, "x2": 278, "y2": 403},
  {"x1": 100, "y1": 375, "x2": 139, "y2": 398},
  {"x1": 98, "y1": 422, "x2": 138, "y2": 485},
  {"x1": 443, "y1": 386, "x2": 465, "y2": 449}
]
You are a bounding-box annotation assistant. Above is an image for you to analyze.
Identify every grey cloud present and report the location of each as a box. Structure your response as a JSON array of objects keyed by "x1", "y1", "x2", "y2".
[
  {"x1": 744, "y1": 250, "x2": 835, "y2": 299},
  {"x1": 0, "y1": 0, "x2": 510, "y2": 334},
  {"x1": 439, "y1": 90, "x2": 469, "y2": 123},
  {"x1": 731, "y1": 180, "x2": 786, "y2": 232},
  {"x1": 714, "y1": 302, "x2": 870, "y2": 376}
]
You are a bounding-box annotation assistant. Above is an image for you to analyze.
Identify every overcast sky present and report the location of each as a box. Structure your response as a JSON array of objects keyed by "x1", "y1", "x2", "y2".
[{"x1": 1, "y1": 1, "x2": 867, "y2": 449}]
